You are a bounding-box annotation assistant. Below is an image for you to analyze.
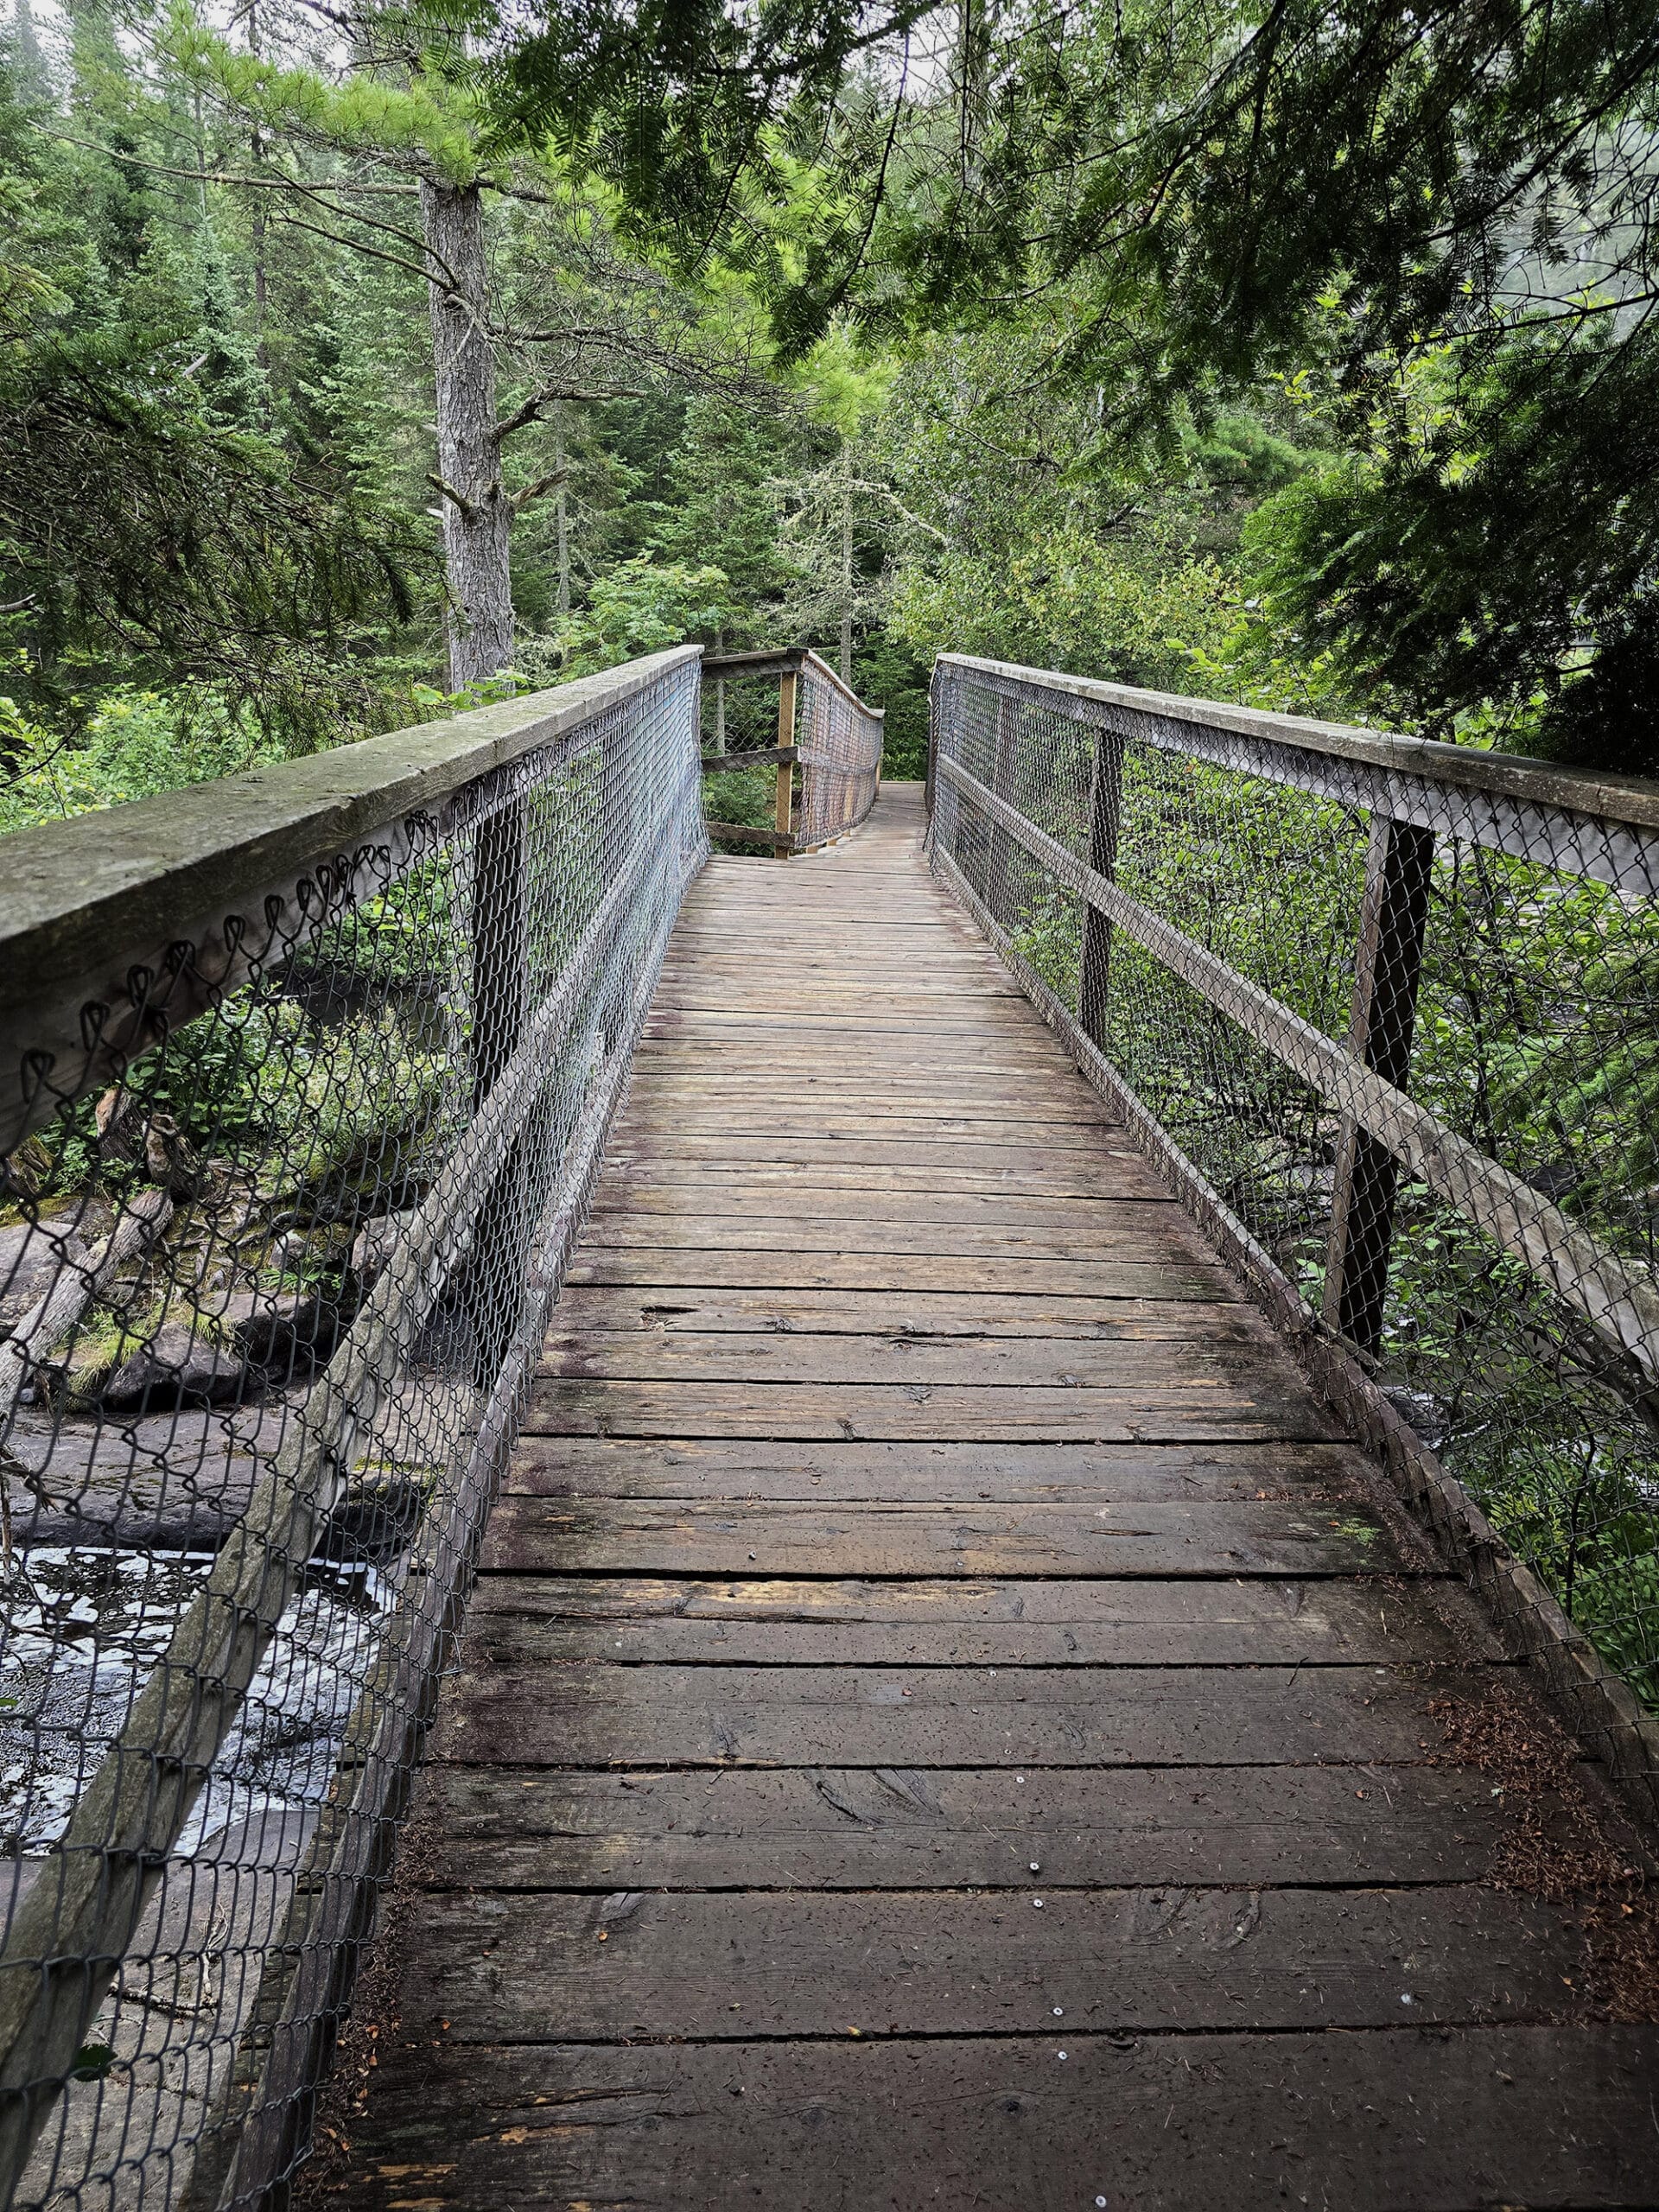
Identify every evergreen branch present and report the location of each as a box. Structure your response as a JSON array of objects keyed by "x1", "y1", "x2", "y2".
[
  {"x1": 48, "y1": 137, "x2": 457, "y2": 284},
  {"x1": 48, "y1": 134, "x2": 415, "y2": 195}
]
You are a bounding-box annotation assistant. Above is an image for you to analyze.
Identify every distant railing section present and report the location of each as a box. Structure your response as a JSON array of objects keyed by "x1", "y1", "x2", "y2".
[
  {"x1": 929, "y1": 652, "x2": 1659, "y2": 1813},
  {"x1": 0, "y1": 647, "x2": 706, "y2": 2209},
  {"x1": 701, "y1": 648, "x2": 884, "y2": 857}
]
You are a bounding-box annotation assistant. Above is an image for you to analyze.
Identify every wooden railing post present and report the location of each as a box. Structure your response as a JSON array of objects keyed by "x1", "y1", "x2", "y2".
[
  {"x1": 774, "y1": 667, "x2": 798, "y2": 858},
  {"x1": 1079, "y1": 728, "x2": 1125, "y2": 1048},
  {"x1": 467, "y1": 787, "x2": 530, "y2": 1387},
  {"x1": 984, "y1": 693, "x2": 1019, "y2": 920},
  {"x1": 925, "y1": 673, "x2": 939, "y2": 823},
  {"x1": 1322, "y1": 814, "x2": 1434, "y2": 1354}
]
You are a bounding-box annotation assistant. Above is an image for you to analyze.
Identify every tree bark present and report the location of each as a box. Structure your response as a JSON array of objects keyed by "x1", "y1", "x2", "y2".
[
  {"x1": 839, "y1": 434, "x2": 854, "y2": 686},
  {"x1": 421, "y1": 178, "x2": 513, "y2": 690},
  {"x1": 554, "y1": 395, "x2": 571, "y2": 619}
]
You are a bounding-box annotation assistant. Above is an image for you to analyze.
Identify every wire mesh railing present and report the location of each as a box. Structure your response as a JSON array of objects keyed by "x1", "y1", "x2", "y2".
[
  {"x1": 701, "y1": 648, "x2": 884, "y2": 857},
  {"x1": 0, "y1": 645, "x2": 705, "y2": 2209},
  {"x1": 929, "y1": 651, "x2": 1659, "y2": 1813}
]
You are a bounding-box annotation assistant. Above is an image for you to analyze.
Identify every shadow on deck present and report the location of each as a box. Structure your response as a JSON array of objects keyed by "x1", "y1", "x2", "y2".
[{"x1": 312, "y1": 785, "x2": 1659, "y2": 2211}]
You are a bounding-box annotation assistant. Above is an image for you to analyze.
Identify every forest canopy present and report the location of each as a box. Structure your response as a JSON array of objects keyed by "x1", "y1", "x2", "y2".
[{"x1": 5, "y1": 0, "x2": 1659, "y2": 822}]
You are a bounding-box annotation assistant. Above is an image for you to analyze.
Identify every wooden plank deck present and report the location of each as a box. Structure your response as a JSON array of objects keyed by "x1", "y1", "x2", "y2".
[{"x1": 321, "y1": 784, "x2": 1659, "y2": 2211}]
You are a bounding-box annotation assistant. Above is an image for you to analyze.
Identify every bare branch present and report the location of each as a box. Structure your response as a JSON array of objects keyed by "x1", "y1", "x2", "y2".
[
  {"x1": 510, "y1": 467, "x2": 568, "y2": 513},
  {"x1": 493, "y1": 385, "x2": 647, "y2": 442},
  {"x1": 426, "y1": 472, "x2": 479, "y2": 521}
]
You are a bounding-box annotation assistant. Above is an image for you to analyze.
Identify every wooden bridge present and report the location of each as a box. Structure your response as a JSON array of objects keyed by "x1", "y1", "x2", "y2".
[{"x1": 314, "y1": 785, "x2": 1659, "y2": 2211}]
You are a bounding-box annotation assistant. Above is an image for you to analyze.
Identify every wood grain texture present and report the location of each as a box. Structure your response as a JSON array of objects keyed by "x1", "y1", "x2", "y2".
[
  {"x1": 500, "y1": 1434, "x2": 1372, "y2": 1499},
  {"x1": 327, "y1": 2031, "x2": 1659, "y2": 2212},
  {"x1": 326, "y1": 783, "x2": 1654, "y2": 2212},
  {"x1": 433, "y1": 1659, "x2": 1507, "y2": 1767},
  {"x1": 478, "y1": 1496, "x2": 1393, "y2": 1575},
  {"x1": 462, "y1": 1572, "x2": 1487, "y2": 1664},
  {"x1": 410, "y1": 1758, "x2": 1547, "y2": 1888}
]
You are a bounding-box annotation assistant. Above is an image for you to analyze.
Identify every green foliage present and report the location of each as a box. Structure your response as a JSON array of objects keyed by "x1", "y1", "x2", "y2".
[
  {"x1": 891, "y1": 529, "x2": 1232, "y2": 694},
  {"x1": 0, "y1": 685, "x2": 282, "y2": 833},
  {"x1": 702, "y1": 762, "x2": 775, "y2": 830},
  {"x1": 1234, "y1": 334, "x2": 1659, "y2": 772},
  {"x1": 518, "y1": 554, "x2": 734, "y2": 681},
  {"x1": 0, "y1": 35, "x2": 431, "y2": 753},
  {"x1": 851, "y1": 632, "x2": 927, "y2": 779}
]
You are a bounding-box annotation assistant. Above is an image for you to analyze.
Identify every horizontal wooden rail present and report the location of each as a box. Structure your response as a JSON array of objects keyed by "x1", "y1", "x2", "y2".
[
  {"x1": 0, "y1": 648, "x2": 702, "y2": 1156},
  {"x1": 702, "y1": 746, "x2": 798, "y2": 769},
  {"x1": 704, "y1": 646, "x2": 887, "y2": 724}
]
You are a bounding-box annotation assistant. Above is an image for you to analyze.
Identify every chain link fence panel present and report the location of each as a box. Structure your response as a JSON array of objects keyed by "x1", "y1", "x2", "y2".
[
  {"x1": 930, "y1": 652, "x2": 1659, "y2": 1808},
  {"x1": 0, "y1": 647, "x2": 705, "y2": 2210}
]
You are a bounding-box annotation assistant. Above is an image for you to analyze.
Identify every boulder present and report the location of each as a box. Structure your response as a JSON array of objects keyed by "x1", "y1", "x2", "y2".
[
  {"x1": 216, "y1": 1286, "x2": 346, "y2": 1376},
  {"x1": 0, "y1": 1217, "x2": 91, "y2": 1339},
  {"x1": 101, "y1": 1325, "x2": 247, "y2": 1413}
]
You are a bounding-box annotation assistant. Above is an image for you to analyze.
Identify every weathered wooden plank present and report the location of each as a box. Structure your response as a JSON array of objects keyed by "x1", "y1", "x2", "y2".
[
  {"x1": 634, "y1": 1046, "x2": 1086, "y2": 1082},
  {"x1": 407, "y1": 1758, "x2": 1548, "y2": 1889},
  {"x1": 522, "y1": 1377, "x2": 1347, "y2": 1444},
  {"x1": 534, "y1": 1325, "x2": 1306, "y2": 1387},
  {"x1": 613, "y1": 1111, "x2": 1120, "y2": 1147},
  {"x1": 655, "y1": 972, "x2": 1013, "y2": 995},
  {"x1": 563, "y1": 1246, "x2": 1235, "y2": 1298},
  {"x1": 607, "y1": 1120, "x2": 1138, "y2": 1158},
  {"x1": 432, "y1": 1661, "x2": 1478, "y2": 1767},
  {"x1": 588, "y1": 1185, "x2": 1180, "y2": 1230},
  {"x1": 656, "y1": 955, "x2": 1014, "y2": 983},
  {"x1": 501, "y1": 1434, "x2": 1369, "y2": 1502},
  {"x1": 381, "y1": 1884, "x2": 1596, "y2": 2043},
  {"x1": 643, "y1": 1009, "x2": 1073, "y2": 1046},
  {"x1": 546, "y1": 1286, "x2": 1255, "y2": 1337},
  {"x1": 479, "y1": 1496, "x2": 1392, "y2": 1574},
  {"x1": 298, "y1": 2025, "x2": 1659, "y2": 2212},
  {"x1": 594, "y1": 1155, "x2": 1168, "y2": 1201},
  {"x1": 465, "y1": 1573, "x2": 1474, "y2": 1664},
  {"x1": 620, "y1": 1079, "x2": 1113, "y2": 1121},
  {"x1": 580, "y1": 1219, "x2": 1222, "y2": 1267}
]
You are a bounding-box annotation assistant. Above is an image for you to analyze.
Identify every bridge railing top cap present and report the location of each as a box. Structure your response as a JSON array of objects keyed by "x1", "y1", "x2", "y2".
[
  {"x1": 0, "y1": 645, "x2": 702, "y2": 1020},
  {"x1": 936, "y1": 650, "x2": 1659, "y2": 834}
]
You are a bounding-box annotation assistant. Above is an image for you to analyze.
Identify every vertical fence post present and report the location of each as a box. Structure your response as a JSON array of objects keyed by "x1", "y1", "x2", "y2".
[
  {"x1": 985, "y1": 692, "x2": 1019, "y2": 923},
  {"x1": 774, "y1": 667, "x2": 798, "y2": 860},
  {"x1": 467, "y1": 782, "x2": 530, "y2": 1389},
  {"x1": 1078, "y1": 725, "x2": 1125, "y2": 1049},
  {"x1": 1322, "y1": 813, "x2": 1434, "y2": 1354},
  {"x1": 925, "y1": 668, "x2": 941, "y2": 825}
]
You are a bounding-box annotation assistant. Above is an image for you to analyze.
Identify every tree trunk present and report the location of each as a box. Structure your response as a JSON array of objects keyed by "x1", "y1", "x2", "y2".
[
  {"x1": 554, "y1": 396, "x2": 571, "y2": 619},
  {"x1": 421, "y1": 178, "x2": 513, "y2": 690},
  {"x1": 839, "y1": 434, "x2": 854, "y2": 687}
]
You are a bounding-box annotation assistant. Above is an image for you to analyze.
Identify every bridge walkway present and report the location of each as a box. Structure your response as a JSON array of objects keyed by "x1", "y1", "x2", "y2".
[{"x1": 321, "y1": 783, "x2": 1659, "y2": 2210}]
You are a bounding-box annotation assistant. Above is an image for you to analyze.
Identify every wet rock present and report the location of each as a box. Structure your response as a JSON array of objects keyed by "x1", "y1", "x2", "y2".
[
  {"x1": 101, "y1": 1325, "x2": 247, "y2": 1413},
  {"x1": 3, "y1": 1400, "x2": 279, "y2": 1551},
  {"x1": 0, "y1": 1217, "x2": 90, "y2": 1338},
  {"x1": 212, "y1": 1285, "x2": 347, "y2": 1377}
]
